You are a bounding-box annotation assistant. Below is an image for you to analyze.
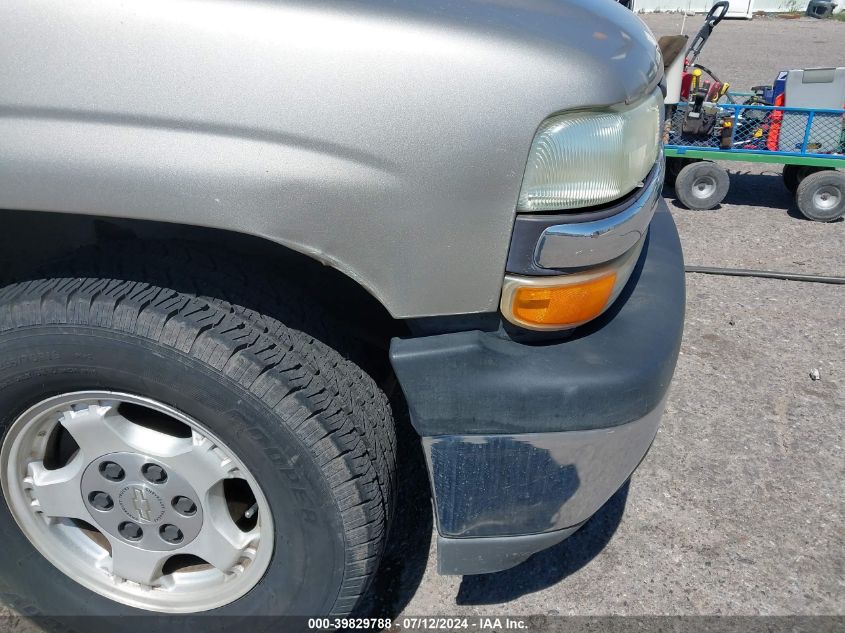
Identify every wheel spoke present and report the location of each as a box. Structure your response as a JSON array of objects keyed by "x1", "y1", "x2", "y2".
[
  {"x1": 106, "y1": 538, "x2": 169, "y2": 587},
  {"x1": 24, "y1": 453, "x2": 90, "y2": 521},
  {"x1": 186, "y1": 518, "x2": 256, "y2": 574},
  {"x1": 59, "y1": 403, "x2": 136, "y2": 458},
  {"x1": 163, "y1": 431, "x2": 239, "y2": 496}
]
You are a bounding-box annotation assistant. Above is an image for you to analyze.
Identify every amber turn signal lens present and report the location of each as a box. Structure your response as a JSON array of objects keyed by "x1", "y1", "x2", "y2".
[
  {"x1": 509, "y1": 272, "x2": 617, "y2": 328},
  {"x1": 501, "y1": 236, "x2": 645, "y2": 331}
]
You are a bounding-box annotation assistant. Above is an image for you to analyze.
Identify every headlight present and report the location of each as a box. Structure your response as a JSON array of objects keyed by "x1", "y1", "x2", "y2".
[{"x1": 517, "y1": 90, "x2": 662, "y2": 212}]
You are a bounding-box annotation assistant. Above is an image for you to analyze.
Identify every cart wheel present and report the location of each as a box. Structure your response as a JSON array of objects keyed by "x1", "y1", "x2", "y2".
[
  {"x1": 782, "y1": 164, "x2": 830, "y2": 194},
  {"x1": 795, "y1": 170, "x2": 845, "y2": 222},
  {"x1": 675, "y1": 161, "x2": 730, "y2": 210},
  {"x1": 665, "y1": 157, "x2": 699, "y2": 187}
]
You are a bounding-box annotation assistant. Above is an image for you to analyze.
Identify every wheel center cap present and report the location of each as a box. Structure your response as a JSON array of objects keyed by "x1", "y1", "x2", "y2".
[
  {"x1": 118, "y1": 485, "x2": 165, "y2": 524},
  {"x1": 80, "y1": 452, "x2": 204, "y2": 551}
]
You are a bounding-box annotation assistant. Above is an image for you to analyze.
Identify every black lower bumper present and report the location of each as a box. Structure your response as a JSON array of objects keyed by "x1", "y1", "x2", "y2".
[{"x1": 389, "y1": 201, "x2": 685, "y2": 573}]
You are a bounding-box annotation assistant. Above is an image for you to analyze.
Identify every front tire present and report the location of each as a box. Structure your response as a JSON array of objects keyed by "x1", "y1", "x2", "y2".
[
  {"x1": 0, "y1": 255, "x2": 395, "y2": 629},
  {"x1": 675, "y1": 160, "x2": 730, "y2": 210}
]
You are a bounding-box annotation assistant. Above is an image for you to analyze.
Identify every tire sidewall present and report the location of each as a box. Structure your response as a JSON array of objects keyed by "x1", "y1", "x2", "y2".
[
  {"x1": 0, "y1": 326, "x2": 347, "y2": 626},
  {"x1": 796, "y1": 171, "x2": 845, "y2": 222},
  {"x1": 675, "y1": 161, "x2": 730, "y2": 211}
]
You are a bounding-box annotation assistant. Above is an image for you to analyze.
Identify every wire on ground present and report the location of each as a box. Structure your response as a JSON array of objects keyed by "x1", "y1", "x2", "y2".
[{"x1": 685, "y1": 266, "x2": 845, "y2": 285}]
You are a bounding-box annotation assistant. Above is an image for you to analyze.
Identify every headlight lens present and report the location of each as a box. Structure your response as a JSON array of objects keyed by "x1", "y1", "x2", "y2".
[{"x1": 517, "y1": 90, "x2": 662, "y2": 212}]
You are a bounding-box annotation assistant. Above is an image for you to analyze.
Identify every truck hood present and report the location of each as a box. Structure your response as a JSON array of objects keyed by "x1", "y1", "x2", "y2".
[{"x1": 347, "y1": 0, "x2": 663, "y2": 107}]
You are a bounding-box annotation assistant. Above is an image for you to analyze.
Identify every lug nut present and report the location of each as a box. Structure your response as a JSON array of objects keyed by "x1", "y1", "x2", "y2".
[
  {"x1": 88, "y1": 491, "x2": 114, "y2": 511},
  {"x1": 141, "y1": 463, "x2": 167, "y2": 484},
  {"x1": 172, "y1": 496, "x2": 197, "y2": 516},
  {"x1": 99, "y1": 461, "x2": 125, "y2": 482},
  {"x1": 118, "y1": 521, "x2": 143, "y2": 541},
  {"x1": 159, "y1": 524, "x2": 183, "y2": 544}
]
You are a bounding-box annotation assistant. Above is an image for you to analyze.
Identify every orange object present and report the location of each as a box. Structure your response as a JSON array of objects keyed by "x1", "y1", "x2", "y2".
[
  {"x1": 767, "y1": 93, "x2": 785, "y2": 151},
  {"x1": 509, "y1": 273, "x2": 617, "y2": 328}
]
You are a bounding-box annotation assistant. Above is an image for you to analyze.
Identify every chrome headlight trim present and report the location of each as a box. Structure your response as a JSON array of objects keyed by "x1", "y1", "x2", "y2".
[{"x1": 534, "y1": 154, "x2": 664, "y2": 270}]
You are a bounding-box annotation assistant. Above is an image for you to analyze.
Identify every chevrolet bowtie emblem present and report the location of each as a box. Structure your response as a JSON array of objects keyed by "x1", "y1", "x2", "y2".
[
  {"x1": 117, "y1": 482, "x2": 166, "y2": 525},
  {"x1": 132, "y1": 488, "x2": 152, "y2": 522}
]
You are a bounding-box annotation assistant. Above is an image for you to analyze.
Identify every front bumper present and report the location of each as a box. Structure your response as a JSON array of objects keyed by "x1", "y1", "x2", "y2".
[{"x1": 389, "y1": 201, "x2": 684, "y2": 575}]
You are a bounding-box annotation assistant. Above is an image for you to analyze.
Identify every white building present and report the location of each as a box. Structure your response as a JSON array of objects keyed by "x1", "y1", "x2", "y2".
[{"x1": 628, "y1": 0, "x2": 843, "y2": 18}]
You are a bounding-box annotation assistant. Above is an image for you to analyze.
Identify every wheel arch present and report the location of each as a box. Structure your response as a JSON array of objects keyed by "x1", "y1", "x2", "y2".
[{"x1": 0, "y1": 209, "x2": 404, "y2": 354}]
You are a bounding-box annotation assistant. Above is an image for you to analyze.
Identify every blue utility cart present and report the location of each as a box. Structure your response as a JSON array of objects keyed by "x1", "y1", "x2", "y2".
[{"x1": 665, "y1": 101, "x2": 845, "y2": 221}]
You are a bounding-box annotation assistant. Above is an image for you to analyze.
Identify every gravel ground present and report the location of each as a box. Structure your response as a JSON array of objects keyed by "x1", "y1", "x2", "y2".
[
  {"x1": 1, "y1": 11, "x2": 843, "y2": 631},
  {"x1": 669, "y1": 161, "x2": 845, "y2": 275},
  {"x1": 642, "y1": 13, "x2": 845, "y2": 93}
]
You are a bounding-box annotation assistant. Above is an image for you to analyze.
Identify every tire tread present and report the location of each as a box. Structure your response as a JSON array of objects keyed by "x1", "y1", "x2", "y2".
[{"x1": 0, "y1": 241, "x2": 396, "y2": 615}]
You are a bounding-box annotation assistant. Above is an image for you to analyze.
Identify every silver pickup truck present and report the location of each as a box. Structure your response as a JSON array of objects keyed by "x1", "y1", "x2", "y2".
[{"x1": 0, "y1": 0, "x2": 684, "y2": 626}]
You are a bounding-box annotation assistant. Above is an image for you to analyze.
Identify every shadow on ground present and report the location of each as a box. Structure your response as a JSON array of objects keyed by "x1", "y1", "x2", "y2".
[
  {"x1": 455, "y1": 480, "x2": 630, "y2": 606},
  {"x1": 664, "y1": 168, "x2": 823, "y2": 219},
  {"x1": 721, "y1": 169, "x2": 791, "y2": 208}
]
